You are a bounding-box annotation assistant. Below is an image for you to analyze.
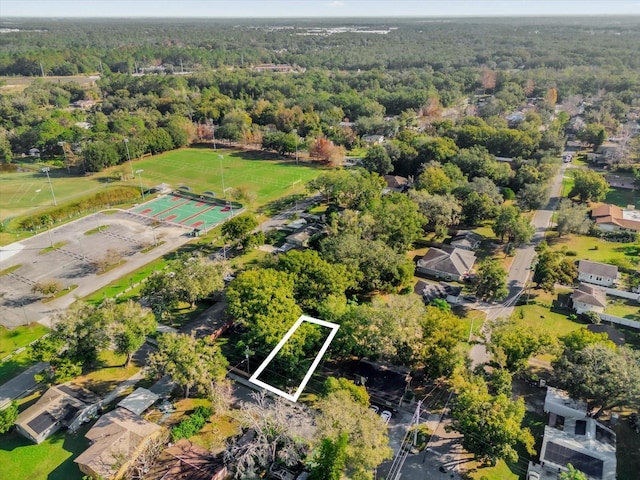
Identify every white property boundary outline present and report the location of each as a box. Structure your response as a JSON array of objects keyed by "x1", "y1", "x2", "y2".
[{"x1": 248, "y1": 315, "x2": 340, "y2": 402}]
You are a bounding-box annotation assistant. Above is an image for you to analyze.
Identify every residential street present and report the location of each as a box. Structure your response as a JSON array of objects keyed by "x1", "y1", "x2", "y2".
[{"x1": 469, "y1": 161, "x2": 570, "y2": 367}]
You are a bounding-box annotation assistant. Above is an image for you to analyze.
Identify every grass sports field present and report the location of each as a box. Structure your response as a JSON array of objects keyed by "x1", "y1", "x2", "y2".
[{"x1": 0, "y1": 146, "x2": 322, "y2": 221}]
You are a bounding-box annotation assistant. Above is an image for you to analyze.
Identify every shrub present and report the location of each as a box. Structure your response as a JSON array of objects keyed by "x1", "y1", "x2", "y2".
[
  {"x1": 565, "y1": 250, "x2": 577, "y2": 257},
  {"x1": 171, "y1": 406, "x2": 212, "y2": 441}
]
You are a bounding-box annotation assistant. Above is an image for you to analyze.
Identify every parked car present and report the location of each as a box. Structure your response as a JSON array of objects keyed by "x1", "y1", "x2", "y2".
[
  {"x1": 380, "y1": 410, "x2": 392, "y2": 424},
  {"x1": 369, "y1": 405, "x2": 379, "y2": 414}
]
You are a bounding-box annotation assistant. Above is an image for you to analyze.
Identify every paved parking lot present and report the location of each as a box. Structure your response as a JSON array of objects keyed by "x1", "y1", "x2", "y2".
[{"x1": 0, "y1": 209, "x2": 191, "y2": 328}]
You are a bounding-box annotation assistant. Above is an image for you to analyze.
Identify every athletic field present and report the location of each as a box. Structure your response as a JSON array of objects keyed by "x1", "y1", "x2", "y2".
[
  {"x1": 131, "y1": 194, "x2": 235, "y2": 229},
  {"x1": 0, "y1": 147, "x2": 322, "y2": 221}
]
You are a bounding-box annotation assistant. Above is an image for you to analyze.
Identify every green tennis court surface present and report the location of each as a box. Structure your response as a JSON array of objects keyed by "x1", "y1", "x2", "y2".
[{"x1": 131, "y1": 194, "x2": 235, "y2": 229}]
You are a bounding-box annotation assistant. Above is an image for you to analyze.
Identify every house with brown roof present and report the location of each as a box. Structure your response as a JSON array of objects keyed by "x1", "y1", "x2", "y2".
[
  {"x1": 591, "y1": 204, "x2": 640, "y2": 232},
  {"x1": 14, "y1": 382, "x2": 99, "y2": 444},
  {"x1": 577, "y1": 260, "x2": 619, "y2": 288},
  {"x1": 74, "y1": 408, "x2": 163, "y2": 480},
  {"x1": 383, "y1": 175, "x2": 410, "y2": 193},
  {"x1": 572, "y1": 283, "x2": 607, "y2": 314},
  {"x1": 416, "y1": 247, "x2": 476, "y2": 282}
]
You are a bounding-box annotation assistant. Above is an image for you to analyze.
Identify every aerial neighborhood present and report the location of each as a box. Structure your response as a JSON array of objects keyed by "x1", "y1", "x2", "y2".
[{"x1": 0, "y1": 7, "x2": 639, "y2": 480}]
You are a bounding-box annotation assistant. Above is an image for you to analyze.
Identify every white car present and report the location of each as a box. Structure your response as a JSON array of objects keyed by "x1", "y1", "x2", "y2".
[
  {"x1": 380, "y1": 410, "x2": 392, "y2": 424},
  {"x1": 369, "y1": 405, "x2": 379, "y2": 414}
]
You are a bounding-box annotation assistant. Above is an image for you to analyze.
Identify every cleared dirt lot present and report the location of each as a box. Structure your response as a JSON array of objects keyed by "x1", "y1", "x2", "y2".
[{"x1": 0, "y1": 209, "x2": 191, "y2": 328}]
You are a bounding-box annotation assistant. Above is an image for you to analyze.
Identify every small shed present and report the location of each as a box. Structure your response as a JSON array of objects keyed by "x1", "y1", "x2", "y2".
[{"x1": 117, "y1": 387, "x2": 159, "y2": 416}]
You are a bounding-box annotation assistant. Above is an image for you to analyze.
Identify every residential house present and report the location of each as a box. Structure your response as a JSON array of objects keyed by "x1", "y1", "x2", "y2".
[
  {"x1": 383, "y1": 175, "x2": 411, "y2": 193},
  {"x1": 74, "y1": 407, "x2": 163, "y2": 480},
  {"x1": 285, "y1": 224, "x2": 322, "y2": 247},
  {"x1": 354, "y1": 359, "x2": 411, "y2": 409},
  {"x1": 362, "y1": 134, "x2": 385, "y2": 145},
  {"x1": 527, "y1": 387, "x2": 616, "y2": 480},
  {"x1": 572, "y1": 283, "x2": 607, "y2": 314},
  {"x1": 577, "y1": 260, "x2": 619, "y2": 288},
  {"x1": 591, "y1": 204, "x2": 640, "y2": 232},
  {"x1": 450, "y1": 230, "x2": 483, "y2": 251},
  {"x1": 604, "y1": 174, "x2": 637, "y2": 190},
  {"x1": 254, "y1": 64, "x2": 295, "y2": 73},
  {"x1": 14, "y1": 383, "x2": 99, "y2": 444},
  {"x1": 506, "y1": 111, "x2": 526, "y2": 127},
  {"x1": 28, "y1": 147, "x2": 40, "y2": 158},
  {"x1": 146, "y1": 439, "x2": 227, "y2": 480},
  {"x1": 416, "y1": 247, "x2": 476, "y2": 282}
]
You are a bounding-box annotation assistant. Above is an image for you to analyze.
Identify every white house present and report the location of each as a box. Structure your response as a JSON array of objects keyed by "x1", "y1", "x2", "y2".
[
  {"x1": 362, "y1": 134, "x2": 385, "y2": 144},
  {"x1": 527, "y1": 387, "x2": 617, "y2": 480},
  {"x1": 572, "y1": 283, "x2": 607, "y2": 314},
  {"x1": 577, "y1": 260, "x2": 619, "y2": 288}
]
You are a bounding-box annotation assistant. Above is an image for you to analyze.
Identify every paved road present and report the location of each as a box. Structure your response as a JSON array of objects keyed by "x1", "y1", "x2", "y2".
[
  {"x1": 469, "y1": 162, "x2": 569, "y2": 367},
  {"x1": 0, "y1": 361, "x2": 48, "y2": 409}
]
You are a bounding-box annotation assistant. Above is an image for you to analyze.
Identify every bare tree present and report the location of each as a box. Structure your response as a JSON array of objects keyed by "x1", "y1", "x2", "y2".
[{"x1": 225, "y1": 392, "x2": 316, "y2": 478}]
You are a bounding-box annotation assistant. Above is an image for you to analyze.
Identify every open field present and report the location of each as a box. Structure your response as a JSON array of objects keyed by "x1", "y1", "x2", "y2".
[
  {"x1": 546, "y1": 233, "x2": 638, "y2": 270},
  {"x1": 0, "y1": 147, "x2": 322, "y2": 227},
  {"x1": 604, "y1": 187, "x2": 640, "y2": 209}
]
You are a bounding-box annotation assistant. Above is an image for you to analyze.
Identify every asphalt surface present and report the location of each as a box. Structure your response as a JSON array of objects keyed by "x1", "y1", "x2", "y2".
[
  {"x1": 0, "y1": 208, "x2": 191, "y2": 328},
  {"x1": 469, "y1": 161, "x2": 570, "y2": 367}
]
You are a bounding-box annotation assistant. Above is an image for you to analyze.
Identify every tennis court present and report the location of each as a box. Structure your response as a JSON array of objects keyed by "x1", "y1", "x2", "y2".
[{"x1": 130, "y1": 194, "x2": 236, "y2": 229}]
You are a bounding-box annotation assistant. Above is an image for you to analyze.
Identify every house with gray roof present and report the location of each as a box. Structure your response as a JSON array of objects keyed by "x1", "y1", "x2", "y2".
[
  {"x1": 416, "y1": 247, "x2": 476, "y2": 282},
  {"x1": 14, "y1": 382, "x2": 99, "y2": 444},
  {"x1": 577, "y1": 260, "x2": 619, "y2": 288},
  {"x1": 527, "y1": 387, "x2": 616, "y2": 480},
  {"x1": 450, "y1": 230, "x2": 483, "y2": 251},
  {"x1": 572, "y1": 283, "x2": 607, "y2": 314}
]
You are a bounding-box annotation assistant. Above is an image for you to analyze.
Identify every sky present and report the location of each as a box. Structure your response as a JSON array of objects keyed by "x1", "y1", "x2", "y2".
[{"x1": 2, "y1": 0, "x2": 640, "y2": 19}]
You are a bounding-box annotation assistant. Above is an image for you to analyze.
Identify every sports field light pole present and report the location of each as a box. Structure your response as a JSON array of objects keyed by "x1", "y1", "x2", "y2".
[
  {"x1": 42, "y1": 167, "x2": 57, "y2": 206},
  {"x1": 218, "y1": 154, "x2": 226, "y2": 197},
  {"x1": 123, "y1": 138, "x2": 133, "y2": 179},
  {"x1": 135, "y1": 169, "x2": 145, "y2": 199}
]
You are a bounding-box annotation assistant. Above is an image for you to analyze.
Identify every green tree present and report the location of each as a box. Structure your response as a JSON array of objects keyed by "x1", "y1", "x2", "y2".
[
  {"x1": 147, "y1": 333, "x2": 228, "y2": 398},
  {"x1": 269, "y1": 249, "x2": 355, "y2": 313},
  {"x1": 516, "y1": 183, "x2": 550, "y2": 211},
  {"x1": 416, "y1": 162, "x2": 459, "y2": 194},
  {"x1": 578, "y1": 123, "x2": 606, "y2": 149},
  {"x1": 556, "y1": 199, "x2": 592, "y2": 237},
  {"x1": 449, "y1": 371, "x2": 535, "y2": 465},
  {"x1": 310, "y1": 433, "x2": 348, "y2": 480},
  {"x1": 552, "y1": 344, "x2": 640, "y2": 416},
  {"x1": 320, "y1": 233, "x2": 413, "y2": 294},
  {"x1": 410, "y1": 191, "x2": 461, "y2": 232},
  {"x1": 559, "y1": 328, "x2": 615, "y2": 354},
  {"x1": 475, "y1": 258, "x2": 508, "y2": 302},
  {"x1": 221, "y1": 213, "x2": 259, "y2": 248},
  {"x1": 420, "y1": 305, "x2": 466, "y2": 377},
  {"x1": 362, "y1": 144, "x2": 393, "y2": 175},
  {"x1": 492, "y1": 205, "x2": 534, "y2": 244},
  {"x1": 307, "y1": 169, "x2": 383, "y2": 210},
  {"x1": 316, "y1": 378, "x2": 392, "y2": 480},
  {"x1": 533, "y1": 243, "x2": 578, "y2": 292},
  {"x1": 0, "y1": 401, "x2": 18, "y2": 433},
  {"x1": 368, "y1": 193, "x2": 426, "y2": 252},
  {"x1": 569, "y1": 169, "x2": 609, "y2": 203},
  {"x1": 84, "y1": 140, "x2": 119, "y2": 172},
  {"x1": 103, "y1": 299, "x2": 157, "y2": 366},
  {"x1": 488, "y1": 318, "x2": 555, "y2": 372}
]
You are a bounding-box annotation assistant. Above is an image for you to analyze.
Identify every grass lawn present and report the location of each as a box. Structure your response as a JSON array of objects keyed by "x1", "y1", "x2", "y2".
[
  {"x1": 605, "y1": 186, "x2": 640, "y2": 209},
  {"x1": 190, "y1": 414, "x2": 241, "y2": 451},
  {"x1": 514, "y1": 303, "x2": 585, "y2": 337},
  {"x1": 0, "y1": 427, "x2": 88, "y2": 480},
  {"x1": 1, "y1": 147, "x2": 323, "y2": 245},
  {"x1": 0, "y1": 323, "x2": 48, "y2": 358},
  {"x1": 604, "y1": 298, "x2": 640, "y2": 321},
  {"x1": 72, "y1": 350, "x2": 139, "y2": 396},
  {"x1": 546, "y1": 233, "x2": 638, "y2": 270}
]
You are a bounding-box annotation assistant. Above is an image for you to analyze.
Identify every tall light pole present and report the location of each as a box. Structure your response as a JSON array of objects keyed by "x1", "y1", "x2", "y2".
[
  {"x1": 135, "y1": 169, "x2": 145, "y2": 199},
  {"x1": 58, "y1": 141, "x2": 70, "y2": 174},
  {"x1": 123, "y1": 138, "x2": 133, "y2": 178},
  {"x1": 42, "y1": 167, "x2": 57, "y2": 206},
  {"x1": 211, "y1": 121, "x2": 217, "y2": 150},
  {"x1": 218, "y1": 154, "x2": 225, "y2": 197}
]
